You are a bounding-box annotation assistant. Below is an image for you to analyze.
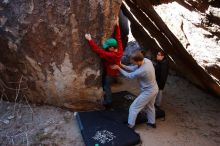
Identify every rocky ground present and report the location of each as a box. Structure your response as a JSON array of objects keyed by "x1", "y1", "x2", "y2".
[{"x1": 0, "y1": 73, "x2": 220, "y2": 146}]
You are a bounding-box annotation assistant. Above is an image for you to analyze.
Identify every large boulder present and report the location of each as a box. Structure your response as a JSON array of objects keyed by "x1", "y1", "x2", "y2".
[
  {"x1": 153, "y1": 0, "x2": 220, "y2": 95},
  {"x1": 0, "y1": 0, "x2": 122, "y2": 108}
]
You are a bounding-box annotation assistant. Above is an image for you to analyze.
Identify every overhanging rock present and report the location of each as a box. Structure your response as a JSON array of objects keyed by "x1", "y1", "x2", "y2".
[{"x1": 122, "y1": 0, "x2": 220, "y2": 97}]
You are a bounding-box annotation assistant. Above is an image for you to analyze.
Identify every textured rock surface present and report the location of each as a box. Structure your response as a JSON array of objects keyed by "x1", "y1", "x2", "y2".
[
  {"x1": 154, "y1": 1, "x2": 220, "y2": 94},
  {"x1": 0, "y1": 0, "x2": 122, "y2": 107}
]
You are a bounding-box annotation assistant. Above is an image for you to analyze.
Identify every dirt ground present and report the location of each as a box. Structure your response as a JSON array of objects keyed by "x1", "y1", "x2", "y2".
[{"x1": 0, "y1": 73, "x2": 220, "y2": 146}]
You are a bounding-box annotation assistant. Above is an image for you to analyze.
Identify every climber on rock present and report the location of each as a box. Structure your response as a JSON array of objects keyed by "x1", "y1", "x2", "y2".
[{"x1": 85, "y1": 17, "x2": 123, "y2": 107}]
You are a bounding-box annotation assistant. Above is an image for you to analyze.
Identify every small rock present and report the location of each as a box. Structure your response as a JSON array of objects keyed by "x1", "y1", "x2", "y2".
[
  {"x1": 44, "y1": 127, "x2": 53, "y2": 134},
  {"x1": 7, "y1": 115, "x2": 15, "y2": 120},
  {"x1": 58, "y1": 120, "x2": 65, "y2": 125},
  {"x1": 63, "y1": 111, "x2": 72, "y2": 122},
  {"x1": 1, "y1": 119, "x2": 10, "y2": 124},
  {"x1": 3, "y1": 0, "x2": 10, "y2": 4},
  {"x1": 73, "y1": 112, "x2": 78, "y2": 117}
]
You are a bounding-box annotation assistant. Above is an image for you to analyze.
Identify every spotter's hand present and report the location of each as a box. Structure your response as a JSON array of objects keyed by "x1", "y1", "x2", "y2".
[{"x1": 111, "y1": 65, "x2": 120, "y2": 70}]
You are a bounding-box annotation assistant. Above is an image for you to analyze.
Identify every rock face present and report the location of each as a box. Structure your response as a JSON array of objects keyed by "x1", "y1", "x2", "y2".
[
  {"x1": 0, "y1": 0, "x2": 122, "y2": 107},
  {"x1": 122, "y1": 0, "x2": 220, "y2": 97},
  {"x1": 154, "y1": 0, "x2": 220, "y2": 87}
]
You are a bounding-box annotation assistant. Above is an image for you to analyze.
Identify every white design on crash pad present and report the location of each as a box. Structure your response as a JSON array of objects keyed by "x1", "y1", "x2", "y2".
[
  {"x1": 124, "y1": 94, "x2": 136, "y2": 100},
  {"x1": 92, "y1": 130, "x2": 116, "y2": 144}
]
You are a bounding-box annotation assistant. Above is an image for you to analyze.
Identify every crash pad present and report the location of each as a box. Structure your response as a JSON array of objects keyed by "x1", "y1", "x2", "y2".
[
  {"x1": 76, "y1": 91, "x2": 165, "y2": 146},
  {"x1": 76, "y1": 110, "x2": 140, "y2": 146}
]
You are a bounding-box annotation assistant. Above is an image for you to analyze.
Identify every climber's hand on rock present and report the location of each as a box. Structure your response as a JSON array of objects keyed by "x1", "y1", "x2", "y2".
[{"x1": 85, "y1": 34, "x2": 92, "y2": 41}]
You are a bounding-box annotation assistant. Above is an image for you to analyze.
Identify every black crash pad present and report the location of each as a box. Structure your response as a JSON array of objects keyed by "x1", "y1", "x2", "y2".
[
  {"x1": 111, "y1": 91, "x2": 165, "y2": 120},
  {"x1": 76, "y1": 110, "x2": 140, "y2": 146},
  {"x1": 76, "y1": 91, "x2": 165, "y2": 146}
]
